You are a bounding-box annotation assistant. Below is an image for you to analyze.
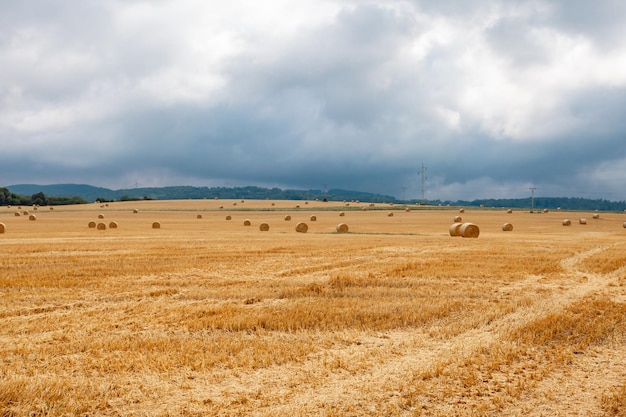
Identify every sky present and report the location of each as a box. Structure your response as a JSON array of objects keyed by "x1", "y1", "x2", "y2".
[{"x1": 1, "y1": 0, "x2": 626, "y2": 201}]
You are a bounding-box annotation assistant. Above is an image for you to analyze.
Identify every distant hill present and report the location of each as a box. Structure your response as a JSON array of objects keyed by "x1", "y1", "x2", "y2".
[
  {"x1": 5, "y1": 184, "x2": 397, "y2": 204},
  {"x1": 5, "y1": 183, "x2": 626, "y2": 211}
]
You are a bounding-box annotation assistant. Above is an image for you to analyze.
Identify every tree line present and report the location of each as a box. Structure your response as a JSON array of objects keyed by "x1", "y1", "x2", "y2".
[{"x1": 0, "y1": 187, "x2": 87, "y2": 206}]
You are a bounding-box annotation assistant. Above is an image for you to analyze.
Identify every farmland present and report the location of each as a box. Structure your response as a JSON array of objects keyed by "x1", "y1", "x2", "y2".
[{"x1": 1, "y1": 199, "x2": 626, "y2": 416}]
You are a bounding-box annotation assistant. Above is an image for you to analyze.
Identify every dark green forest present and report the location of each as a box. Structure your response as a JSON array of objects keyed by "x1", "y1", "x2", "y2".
[{"x1": 3, "y1": 184, "x2": 626, "y2": 211}]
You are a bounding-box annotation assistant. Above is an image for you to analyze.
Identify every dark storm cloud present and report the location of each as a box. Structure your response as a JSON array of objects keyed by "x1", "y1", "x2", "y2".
[{"x1": 1, "y1": 0, "x2": 626, "y2": 201}]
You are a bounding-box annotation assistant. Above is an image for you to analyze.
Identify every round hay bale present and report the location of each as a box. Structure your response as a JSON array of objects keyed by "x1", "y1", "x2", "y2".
[
  {"x1": 23, "y1": 210, "x2": 29, "y2": 215},
  {"x1": 243, "y1": 219, "x2": 251, "y2": 226},
  {"x1": 0, "y1": 222, "x2": 5, "y2": 234},
  {"x1": 593, "y1": 213, "x2": 600, "y2": 219},
  {"x1": 369, "y1": 203, "x2": 375, "y2": 207},
  {"x1": 196, "y1": 214, "x2": 203, "y2": 219},
  {"x1": 562, "y1": 219, "x2": 571, "y2": 226},
  {"x1": 387, "y1": 212, "x2": 394, "y2": 217},
  {"x1": 33, "y1": 206, "x2": 38, "y2": 211},
  {"x1": 295, "y1": 205, "x2": 300, "y2": 208},
  {"x1": 336, "y1": 223, "x2": 349, "y2": 233},
  {"x1": 460, "y1": 222, "x2": 480, "y2": 238},
  {"x1": 219, "y1": 205, "x2": 224, "y2": 209},
  {"x1": 14, "y1": 212, "x2": 20, "y2": 216},
  {"x1": 579, "y1": 218, "x2": 587, "y2": 225},
  {"x1": 259, "y1": 222, "x2": 270, "y2": 231},
  {"x1": 502, "y1": 223, "x2": 513, "y2": 232},
  {"x1": 295, "y1": 222, "x2": 308, "y2": 233},
  {"x1": 542, "y1": 208, "x2": 549, "y2": 213},
  {"x1": 28, "y1": 214, "x2": 37, "y2": 221},
  {"x1": 97, "y1": 222, "x2": 106, "y2": 230},
  {"x1": 479, "y1": 204, "x2": 484, "y2": 208},
  {"x1": 449, "y1": 223, "x2": 463, "y2": 237},
  {"x1": 310, "y1": 215, "x2": 317, "y2": 221},
  {"x1": 623, "y1": 222, "x2": 626, "y2": 228},
  {"x1": 152, "y1": 221, "x2": 161, "y2": 229},
  {"x1": 132, "y1": 209, "x2": 139, "y2": 214},
  {"x1": 49, "y1": 207, "x2": 54, "y2": 210},
  {"x1": 88, "y1": 221, "x2": 96, "y2": 228},
  {"x1": 226, "y1": 215, "x2": 232, "y2": 220},
  {"x1": 284, "y1": 215, "x2": 292, "y2": 221},
  {"x1": 271, "y1": 202, "x2": 275, "y2": 206},
  {"x1": 339, "y1": 212, "x2": 345, "y2": 217},
  {"x1": 459, "y1": 208, "x2": 465, "y2": 213},
  {"x1": 405, "y1": 208, "x2": 411, "y2": 212},
  {"x1": 109, "y1": 221, "x2": 118, "y2": 229},
  {"x1": 362, "y1": 207, "x2": 367, "y2": 211},
  {"x1": 98, "y1": 214, "x2": 104, "y2": 219},
  {"x1": 453, "y1": 216, "x2": 462, "y2": 223},
  {"x1": 507, "y1": 209, "x2": 513, "y2": 214}
]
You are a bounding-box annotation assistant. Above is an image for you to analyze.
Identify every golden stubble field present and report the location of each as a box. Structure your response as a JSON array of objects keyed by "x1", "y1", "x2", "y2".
[{"x1": 1, "y1": 199, "x2": 626, "y2": 416}]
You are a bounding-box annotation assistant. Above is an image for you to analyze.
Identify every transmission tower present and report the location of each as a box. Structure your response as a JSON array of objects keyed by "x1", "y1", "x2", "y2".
[{"x1": 419, "y1": 163, "x2": 427, "y2": 204}]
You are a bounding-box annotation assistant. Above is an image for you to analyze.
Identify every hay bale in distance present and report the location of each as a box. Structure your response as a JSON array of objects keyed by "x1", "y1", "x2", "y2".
[
  {"x1": 623, "y1": 222, "x2": 626, "y2": 228},
  {"x1": 543, "y1": 209, "x2": 549, "y2": 213},
  {"x1": 88, "y1": 221, "x2": 96, "y2": 228},
  {"x1": 502, "y1": 223, "x2": 513, "y2": 232},
  {"x1": 226, "y1": 215, "x2": 232, "y2": 220},
  {"x1": 336, "y1": 223, "x2": 349, "y2": 233},
  {"x1": 449, "y1": 223, "x2": 463, "y2": 237},
  {"x1": 593, "y1": 213, "x2": 600, "y2": 219},
  {"x1": 259, "y1": 222, "x2": 270, "y2": 231},
  {"x1": 579, "y1": 218, "x2": 587, "y2": 225},
  {"x1": 152, "y1": 221, "x2": 161, "y2": 229},
  {"x1": 562, "y1": 219, "x2": 571, "y2": 226},
  {"x1": 310, "y1": 215, "x2": 317, "y2": 221},
  {"x1": 453, "y1": 216, "x2": 462, "y2": 223},
  {"x1": 387, "y1": 212, "x2": 394, "y2": 217},
  {"x1": 459, "y1": 208, "x2": 465, "y2": 213},
  {"x1": 507, "y1": 209, "x2": 513, "y2": 214},
  {"x1": 23, "y1": 210, "x2": 29, "y2": 215},
  {"x1": 28, "y1": 214, "x2": 37, "y2": 221},
  {"x1": 460, "y1": 222, "x2": 480, "y2": 238},
  {"x1": 133, "y1": 209, "x2": 139, "y2": 214},
  {"x1": 284, "y1": 215, "x2": 292, "y2": 221},
  {"x1": 339, "y1": 212, "x2": 345, "y2": 217},
  {"x1": 295, "y1": 222, "x2": 308, "y2": 233},
  {"x1": 49, "y1": 207, "x2": 54, "y2": 210},
  {"x1": 0, "y1": 222, "x2": 5, "y2": 234},
  {"x1": 98, "y1": 214, "x2": 105, "y2": 219},
  {"x1": 109, "y1": 221, "x2": 118, "y2": 229},
  {"x1": 197, "y1": 214, "x2": 202, "y2": 219},
  {"x1": 14, "y1": 212, "x2": 20, "y2": 216},
  {"x1": 97, "y1": 222, "x2": 106, "y2": 230},
  {"x1": 243, "y1": 219, "x2": 251, "y2": 226}
]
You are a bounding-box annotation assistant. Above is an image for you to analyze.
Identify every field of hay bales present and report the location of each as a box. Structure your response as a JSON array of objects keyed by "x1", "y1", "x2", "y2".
[{"x1": 1, "y1": 199, "x2": 626, "y2": 416}]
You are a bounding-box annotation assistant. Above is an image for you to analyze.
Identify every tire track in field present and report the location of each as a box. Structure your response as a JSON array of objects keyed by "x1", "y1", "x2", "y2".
[{"x1": 197, "y1": 244, "x2": 623, "y2": 415}]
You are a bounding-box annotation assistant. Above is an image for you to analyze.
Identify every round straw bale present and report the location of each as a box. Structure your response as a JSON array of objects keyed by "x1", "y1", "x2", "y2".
[
  {"x1": 33, "y1": 206, "x2": 38, "y2": 211},
  {"x1": 454, "y1": 216, "x2": 462, "y2": 223},
  {"x1": 284, "y1": 215, "x2": 291, "y2": 221},
  {"x1": 226, "y1": 215, "x2": 232, "y2": 220},
  {"x1": 336, "y1": 223, "x2": 349, "y2": 233},
  {"x1": 295, "y1": 222, "x2": 308, "y2": 233},
  {"x1": 133, "y1": 209, "x2": 139, "y2": 213},
  {"x1": 197, "y1": 214, "x2": 202, "y2": 219},
  {"x1": 460, "y1": 222, "x2": 480, "y2": 238},
  {"x1": 593, "y1": 213, "x2": 599, "y2": 219},
  {"x1": 23, "y1": 210, "x2": 29, "y2": 215},
  {"x1": 579, "y1": 218, "x2": 587, "y2": 225},
  {"x1": 502, "y1": 223, "x2": 513, "y2": 232},
  {"x1": 243, "y1": 219, "x2": 251, "y2": 226},
  {"x1": 259, "y1": 222, "x2": 269, "y2": 231},
  {"x1": 449, "y1": 223, "x2": 463, "y2": 237},
  {"x1": 339, "y1": 212, "x2": 345, "y2": 217},
  {"x1": 28, "y1": 214, "x2": 36, "y2": 221},
  {"x1": 98, "y1": 214, "x2": 104, "y2": 219},
  {"x1": 507, "y1": 209, "x2": 513, "y2": 214},
  {"x1": 219, "y1": 205, "x2": 224, "y2": 209},
  {"x1": 97, "y1": 222, "x2": 106, "y2": 230},
  {"x1": 271, "y1": 202, "x2": 275, "y2": 206},
  {"x1": 543, "y1": 209, "x2": 549, "y2": 213},
  {"x1": 369, "y1": 203, "x2": 375, "y2": 207},
  {"x1": 387, "y1": 212, "x2": 394, "y2": 217},
  {"x1": 14, "y1": 212, "x2": 20, "y2": 216},
  {"x1": 562, "y1": 219, "x2": 571, "y2": 226},
  {"x1": 295, "y1": 205, "x2": 300, "y2": 208},
  {"x1": 459, "y1": 208, "x2": 465, "y2": 213},
  {"x1": 152, "y1": 221, "x2": 161, "y2": 229},
  {"x1": 362, "y1": 207, "x2": 367, "y2": 211},
  {"x1": 0, "y1": 222, "x2": 5, "y2": 234},
  {"x1": 310, "y1": 215, "x2": 317, "y2": 221},
  {"x1": 88, "y1": 221, "x2": 96, "y2": 228},
  {"x1": 623, "y1": 222, "x2": 626, "y2": 228},
  {"x1": 109, "y1": 221, "x2": 118, "y2": 229},
  {"x1": 49, "y1": 207, "x2": 54, "y2": 210},
  {"x1": 405, "y1": 208, "x2": 411, "y2": 212}
]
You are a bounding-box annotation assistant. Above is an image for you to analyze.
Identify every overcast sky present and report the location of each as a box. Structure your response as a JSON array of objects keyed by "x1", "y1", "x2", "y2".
[{"x1": 2, "y1": 0, "x2": 626, "y2": 201}]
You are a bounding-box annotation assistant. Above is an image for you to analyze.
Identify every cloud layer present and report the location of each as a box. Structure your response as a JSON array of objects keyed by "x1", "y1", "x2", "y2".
[{"x1": 2, "y1": 0, "x2": 626, "y2": 200}]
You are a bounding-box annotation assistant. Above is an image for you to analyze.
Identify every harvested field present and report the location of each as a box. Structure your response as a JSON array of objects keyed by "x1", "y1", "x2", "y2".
[{"x1": 1, "y1": 200, "x2": 626, "y2": 416}]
